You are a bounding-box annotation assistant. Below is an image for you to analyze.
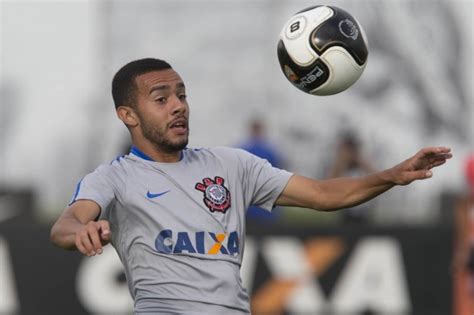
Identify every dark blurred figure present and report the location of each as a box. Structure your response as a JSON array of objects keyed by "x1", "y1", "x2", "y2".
[
  {"x1": 453, "y1": 153, "x2": 474, "y2": 315},
  {"x1": 327, "y1": 132, "x2": 376, "y2": 225},
  {"x1": 238, "y1": 119, "x2": 285, "y2": 223},
  {"x1": 239, "y1": 119, "x2": 283, "y2": 168}
]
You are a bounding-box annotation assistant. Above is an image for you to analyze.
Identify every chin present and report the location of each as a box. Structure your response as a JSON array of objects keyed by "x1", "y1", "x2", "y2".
[
  {"x1": 167, "y1": 138, "x2": 188, "y2": 152},
  {"x1": 177, "y1": 140, "x2": 189, "y2": 150},
  {"x1": 175, "y1": 135, "x2": 189, "y2": 148}
]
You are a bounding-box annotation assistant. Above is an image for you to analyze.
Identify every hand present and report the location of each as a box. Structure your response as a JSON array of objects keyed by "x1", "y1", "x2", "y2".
[
  {"x1": 75, "y1": 220, "x2": 111, "y2": 257},
  {"x1": 389, "y1": 146, "x2": 452, "y2": 185}
]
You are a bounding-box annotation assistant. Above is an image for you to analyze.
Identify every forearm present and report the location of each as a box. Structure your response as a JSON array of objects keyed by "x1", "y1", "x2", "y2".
[{"x1": 314, "y1": 169, "x2": 395, "y2": 211}]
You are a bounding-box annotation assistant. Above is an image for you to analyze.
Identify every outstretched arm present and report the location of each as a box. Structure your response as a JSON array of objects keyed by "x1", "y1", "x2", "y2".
[
  {"x1": 276, "y1": 146, "x2": 452, "y2": 211},
  {"x1": 50, "y1": 200, "x2": 111, "y2": 256}
]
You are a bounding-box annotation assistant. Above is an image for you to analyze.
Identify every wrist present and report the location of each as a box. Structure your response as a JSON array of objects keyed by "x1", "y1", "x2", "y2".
[{"x1": 376, "y1": 168, "x2": 397, "y2": 186}]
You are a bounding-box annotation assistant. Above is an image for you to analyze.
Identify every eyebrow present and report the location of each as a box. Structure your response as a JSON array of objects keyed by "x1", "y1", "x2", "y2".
[{"x1": 149, "y1": 82, "x2": 186, "y2": 95}]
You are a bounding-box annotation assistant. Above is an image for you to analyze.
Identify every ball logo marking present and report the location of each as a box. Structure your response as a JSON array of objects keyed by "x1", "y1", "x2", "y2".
[
  {"x1": 297, "y1": 65, "x2": 324, "y2": 89},
  {"x1": 338, "y1": 19, "x2": 359, "y2": 40}
]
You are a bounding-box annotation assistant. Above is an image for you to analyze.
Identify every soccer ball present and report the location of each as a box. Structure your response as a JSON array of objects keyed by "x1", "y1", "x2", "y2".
[{"x1": 277, "y1": 5, "x2": 368, "y2": 96}]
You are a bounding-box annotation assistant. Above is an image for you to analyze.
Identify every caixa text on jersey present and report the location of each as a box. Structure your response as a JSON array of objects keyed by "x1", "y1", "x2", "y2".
[{"x1": 155, "y1": 230, "x2": 240, "y2": 256}]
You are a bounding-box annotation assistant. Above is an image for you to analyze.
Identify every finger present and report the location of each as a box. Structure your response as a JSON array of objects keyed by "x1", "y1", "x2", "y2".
[
  {"x1": 438, "y1": 146, "x2": 452, "y2": 153},
  {"x1": 75, "y1": 234, "x2": 89, "y2": 256},
  {"x1": 87, "y1": 225, "x2": 103, "y2": 255},
  {"x1": 432, "y1": 146, "x2": 451, "y2": 154},
  {"x1": 427, "y1": 153, "x2": 452, "y2": 167},
  {"x1": 437, "y1": 152, "x2": 453, "y2": 160},
  {"x1": 425, "y1": 154, "x2": 448, "y2": 165},
  {"x1": 98, "y1": 221, "x2": 111, "y2": 242},
  {"x1": 79, "y1": 231, "x2": 95, "y2": 256},
  {"x1": 101, "y1": 233, "x2": 111, "y2": 243},
  {"x1": 430, "y1": 152, "x2": 452, "y2": 159},
  {"x1": 419, "y1": 147, "x2": 451, "y2": 157},
  {"x1": 429, "y1": 159, "x2": 447, "y2": 169}
]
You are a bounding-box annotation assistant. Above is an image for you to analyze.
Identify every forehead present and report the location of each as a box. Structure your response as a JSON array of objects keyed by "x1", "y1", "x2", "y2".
[{"x1": 135, "y1": 69, "x2": 184, "y2": 91}]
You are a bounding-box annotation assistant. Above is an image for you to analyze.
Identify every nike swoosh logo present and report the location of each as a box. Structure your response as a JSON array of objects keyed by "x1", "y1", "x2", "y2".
[{"x1": 146, "y1": 190, "x2": 170, "y2": 199}]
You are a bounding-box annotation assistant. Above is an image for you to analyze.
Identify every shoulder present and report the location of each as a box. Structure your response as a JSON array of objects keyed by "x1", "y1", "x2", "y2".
[
  {"x1": 186, "y1": 146, "x2": 256, "y2": 162},
  {"x1": 87, "y1": 155, "x2": 130, "y2": 183},
  {"x1": 208, "y1": 146, "x2": 254, "y2": 158}
]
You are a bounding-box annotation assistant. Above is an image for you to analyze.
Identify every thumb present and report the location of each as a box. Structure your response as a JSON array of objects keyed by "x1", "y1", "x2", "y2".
[
  {"x1": 98, "y1": 220, "x2": 111, "y2": 241},
  {"x1": 405, "y1": 169, "x2": 433, "y2": 183}
]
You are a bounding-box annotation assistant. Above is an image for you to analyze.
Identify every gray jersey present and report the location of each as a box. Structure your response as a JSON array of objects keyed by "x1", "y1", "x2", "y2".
[{"x1": 70, "y1": 146, "x2": 292, "y2": 314}]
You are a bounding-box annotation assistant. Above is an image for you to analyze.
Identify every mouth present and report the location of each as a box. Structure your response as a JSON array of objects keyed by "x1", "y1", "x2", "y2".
[{"x1": 169, "y1": 118, "x2": 188, "y2": 134}]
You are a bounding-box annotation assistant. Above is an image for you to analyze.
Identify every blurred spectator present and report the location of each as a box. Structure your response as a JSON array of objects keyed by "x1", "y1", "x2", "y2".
[
  {"x1": 327, "y1": 132, "x2": 376, "y2": 225},
  {"x1": 239, "y1": 119, "x2": 284, "y2": 168},
  {"x1": 238, "y1": 119, "x2": 285, "y2": 223},
  {"x1": 453, "y1": 153, "x2": 474, "y2": 315}
]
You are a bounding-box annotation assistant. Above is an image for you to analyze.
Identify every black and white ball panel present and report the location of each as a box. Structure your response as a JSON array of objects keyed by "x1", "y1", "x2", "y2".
[
  {"x1": 277, "y1": 40, "x2": 330, "y2": 94},
  {"x1": 280, "y1": 6, "x2": 335, "y2": 67},
  {"x1": 310, "y1": 6, "x2": 368, "y2": 66}
]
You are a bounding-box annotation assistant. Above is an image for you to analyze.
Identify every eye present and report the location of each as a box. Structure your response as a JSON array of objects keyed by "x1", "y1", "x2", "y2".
[
  {"x1": 155, "y1": 97, "x2": 167, "y2": 104},
  {"x1": 179, "y1": 94, "x2": 187, "y2": 101}
]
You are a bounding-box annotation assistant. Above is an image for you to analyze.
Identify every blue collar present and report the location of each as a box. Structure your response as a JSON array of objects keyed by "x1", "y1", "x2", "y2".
[
  {"x1": 130, "y1": 145, "x2": 184, "y2": 161},
  {"x1": 130, "y1": 146, "x2": 154, "y2": 161}
]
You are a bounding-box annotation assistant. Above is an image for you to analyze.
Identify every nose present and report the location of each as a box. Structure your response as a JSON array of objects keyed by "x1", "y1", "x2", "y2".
[{"x1": 171, "y1": 95, "x2": 187, "y2": 116}]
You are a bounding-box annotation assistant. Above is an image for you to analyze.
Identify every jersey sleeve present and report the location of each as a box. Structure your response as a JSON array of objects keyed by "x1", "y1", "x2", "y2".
[
  {"x1": 237, "y1": 149, "x2": 293, "y2": 212},
  {"x1": 68, "y1": 163, "x2": 122, "y2": 218}
]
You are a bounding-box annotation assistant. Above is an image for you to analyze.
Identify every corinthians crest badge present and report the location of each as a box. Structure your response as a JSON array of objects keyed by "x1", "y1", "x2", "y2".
[{"x1": 195, "y1": 176, "x2": 231, "y2": 213}]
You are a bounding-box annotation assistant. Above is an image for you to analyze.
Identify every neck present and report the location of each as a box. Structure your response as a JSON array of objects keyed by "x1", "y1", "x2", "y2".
[{"x1": 131, "y1": 138, "x2": 182, "y2": 163}]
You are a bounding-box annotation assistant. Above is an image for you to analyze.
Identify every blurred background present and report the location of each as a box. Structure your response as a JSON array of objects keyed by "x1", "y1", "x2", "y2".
[{"x1": 0, "y1": 0, "x2": 472, "y2": 314}]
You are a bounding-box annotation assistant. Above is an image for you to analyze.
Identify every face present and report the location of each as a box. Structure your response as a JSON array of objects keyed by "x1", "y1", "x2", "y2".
[{"x1": 133, "y1": 69, "x2": 190, "y2": 153}]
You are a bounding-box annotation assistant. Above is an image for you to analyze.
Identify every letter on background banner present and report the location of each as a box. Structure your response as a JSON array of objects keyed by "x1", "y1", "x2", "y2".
[
  {"x1": 76, "y1": 246, "x2": 133, "y2": 313},
  {"x1": 330, "y1": 237, "x2": 411, "y2": 313}
]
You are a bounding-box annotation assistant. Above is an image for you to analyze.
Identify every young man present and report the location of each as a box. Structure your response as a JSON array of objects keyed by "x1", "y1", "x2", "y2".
[{"x1": 50, "y1": 58, "x2": 452, "y2": 314}]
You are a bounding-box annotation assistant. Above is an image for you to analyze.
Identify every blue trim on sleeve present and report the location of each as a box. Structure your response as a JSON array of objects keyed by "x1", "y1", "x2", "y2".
[{"x1": 68, "y1": 179, "x2": 83, "y2": 206}]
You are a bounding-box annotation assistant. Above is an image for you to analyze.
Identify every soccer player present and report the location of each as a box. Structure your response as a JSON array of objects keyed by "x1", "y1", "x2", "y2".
[{"x1": 50, "y1": 58, "x2": 452, "y2": 314}]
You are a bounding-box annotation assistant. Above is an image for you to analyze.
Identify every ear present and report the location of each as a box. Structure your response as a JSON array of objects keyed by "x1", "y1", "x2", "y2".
[{"x1": 116, "y1": 106, "x2": 139, "y2": 127}]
